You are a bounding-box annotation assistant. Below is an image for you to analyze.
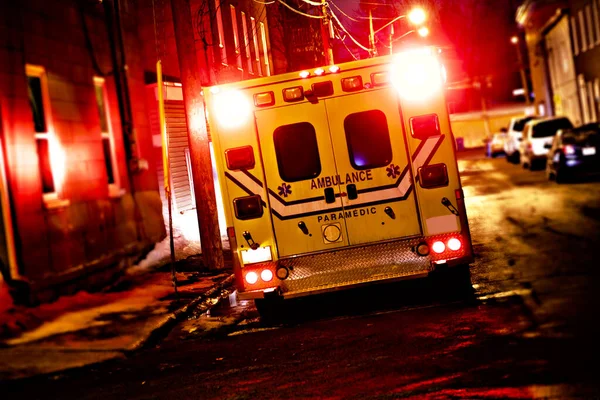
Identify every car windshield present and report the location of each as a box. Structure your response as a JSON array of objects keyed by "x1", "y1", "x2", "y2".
[
  {"x1": 532, "y1": 118, "x2": 573, "y2": 138},
  {"x1": 513, "y1": 117, "x2": 534, "y2": 132}
]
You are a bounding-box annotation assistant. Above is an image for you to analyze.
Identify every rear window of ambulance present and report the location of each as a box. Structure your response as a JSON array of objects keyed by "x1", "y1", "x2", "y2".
[
  {"x1": 344, "y1": 110, "x2": 392, "y2": 170},
  {"x1": 274, "y1": 122, "x2": 322, "y2": 182}
]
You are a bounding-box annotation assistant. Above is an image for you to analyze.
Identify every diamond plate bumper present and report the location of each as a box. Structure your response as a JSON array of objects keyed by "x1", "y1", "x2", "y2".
[{"x1": 277, "y1": 238, "x2": 432, "y2": 298}]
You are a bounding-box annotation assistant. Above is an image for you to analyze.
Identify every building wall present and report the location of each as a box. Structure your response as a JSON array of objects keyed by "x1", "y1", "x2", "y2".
[
  {"x1": 568, "y1": 0, "x2": 600, "y2": 123},
  {"x1": 138, "y1": 0, "x2": 273, "y2": 86},
  {"x1": 0, "y1": 0, "x2": 165, "y2": 303},
  {"x1": 545, "y1": 14, "x2": 582, "y2": 125}
]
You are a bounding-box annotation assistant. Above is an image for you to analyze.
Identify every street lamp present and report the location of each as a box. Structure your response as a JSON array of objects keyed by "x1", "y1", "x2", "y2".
[
  {"x1": 369, "y1": 7, "x2": 427, "y2": 55},
  {"x1": 418, "y1": 26, "x2": 429, "y2": 37},
  {"x1": 510, "y1": 35, "x2": 531, "y2": 105}
]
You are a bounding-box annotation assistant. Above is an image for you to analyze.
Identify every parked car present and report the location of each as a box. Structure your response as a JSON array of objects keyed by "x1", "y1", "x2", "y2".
[
  {"x1": 488, "y1": 128, "x2": 508, "y2": 157},
  {"x1": 546, "y1": 123, "x2": 600, "y2": 183},
  {"x1": 504, "y1": 116, "x2": 536, "y2": 163},
  {"x1": 519, "y1": 116, "x2": 573, "y2": 170}
]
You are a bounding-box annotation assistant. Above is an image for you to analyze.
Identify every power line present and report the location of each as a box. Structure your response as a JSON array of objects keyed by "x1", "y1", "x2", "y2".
[
  {"x1": 333, "y1": 25, "x2": 359, "y2": 60},
  {"x1": 277, "y1": 0, "x2": 325, "y2": 19},
  {"x1": 329, "y1": 8, "x2": 371, "y2": 52},
  {"x1": 328, "y1": 0, "x2": 360, "y2": 22},
  {"x1": 299, "y1": 0, "x2": 323, "y2": 6}
]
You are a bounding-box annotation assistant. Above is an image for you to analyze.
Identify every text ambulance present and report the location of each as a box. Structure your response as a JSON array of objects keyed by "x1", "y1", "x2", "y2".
[{"x1": 204, "y1": 47, "x2": 473, "y2": 312}]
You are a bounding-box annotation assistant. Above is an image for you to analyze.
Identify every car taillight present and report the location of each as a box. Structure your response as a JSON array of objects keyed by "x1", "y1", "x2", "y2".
[
  {"x1": 225, "y1": 146, "x2": 255, "y2": 170},
  {"x1": 418, "y1": 163, "x2": 448, "y2": 188},
  {"x1": 563, "y1": 145, "x2": 575, "y2": 155},
  {"x1": 233, "y1": 195, "x2": 263, "y2": 220}
]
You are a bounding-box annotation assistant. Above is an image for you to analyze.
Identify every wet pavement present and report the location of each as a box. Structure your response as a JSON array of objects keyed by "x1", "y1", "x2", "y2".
[{"x1": 2, "y1": 149, "x2": 600, "y2": 399}]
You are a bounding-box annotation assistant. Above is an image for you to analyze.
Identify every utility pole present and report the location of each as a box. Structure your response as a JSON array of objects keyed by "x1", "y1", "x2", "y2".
[
  {"x1": 368, "y1": 9, "x2": 376, "y2": 56},
  {"x1": 320, "y1": 0, "x2": 334, "y2": 65},
  {"x1": 170, "y1": 0, "x2": 224, "y2": 270},
  {"x1": 511, "y1": 36, "x2": 530, "y2": 105},
  {"x1": 389, "y1": 24, "x2": 394, "y2": 55}
]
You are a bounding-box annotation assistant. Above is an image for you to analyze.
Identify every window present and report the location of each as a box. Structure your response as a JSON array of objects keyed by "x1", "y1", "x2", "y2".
[
  {"x1": 572, "y1": 16, "x2": 580, "y2": 56},
  {"x1": 94, "y1": 77, "x2": 120, "y2": 196},
  {"x1": 532, "y1": 118, "x2": 573, "y2": 138},
  {"x1": 215, "y1": 0, "x2": 227, "y2": 65},
  {"x1": 241, "y1": 12, "x2": 253, "y2": 74},
  {"x1": 251, "y1": 17, "x2": 262, "y2": 76},
  {"x1": 260, "y1": 22, "x2": 270, "y2": 76},
  {"x1": 274, "y1": 122, "x2": 321, "y2": 182},
  {"x1": 588, "y1": 81, "x2": 597, "y2": 121},
  {"x1": 586, "y1": 5, "x2": 595, "y2": 48},
  {"x1": 579, "y1": 10, "x2": 587, "y2": 52},
  {"x1": 230, "y1": 5, "x2": 242, "y2": 70},
  {"x1": 579, "y1": 74, "x2": 591, "y2": 123},
  {"x1": 344, "y1": 110, "x2": 392, "y2": 170},
  {"x1": 26, "y1": 65, "x2": 57, "y2": 201},
  {"x1": 594, "y1": 0, "x2": 600, "y2": 45}
]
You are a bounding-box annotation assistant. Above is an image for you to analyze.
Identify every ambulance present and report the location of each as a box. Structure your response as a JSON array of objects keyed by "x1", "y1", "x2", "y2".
[{"x1": 204, "y1": 47, "x2": 473, "y2": 313}]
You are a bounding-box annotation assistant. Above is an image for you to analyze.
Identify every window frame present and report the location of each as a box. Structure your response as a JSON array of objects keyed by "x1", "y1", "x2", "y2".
[
  {"x1": 215, "y1": 0, "x2": 227, "y2": 65},
  {"x1": 571, "y1": 16, "x2": 580, "y2": 56},
  {"x1": 26, "y1": 64, "x2": 62, "y2": 206},
  {"x1": 94, "y1": 76, "x2": 121, "y2": 197},
  {"x1": 251, "y1": 17, "x2": 262, "y2": 76},
  {"x1": 241, "y1": 12, "x2": 254, "y2": 74},
  {"x1": 586, "y1": 5, "x2": 595, "y2": 49},
  {"x1": 230, "y1": 5, "x2": 243, "y2": 70},
  {"x1": 260, "y1": 22, "x2": 271, "y2": 77},
  {"x1": 594, "y1": 0, "x2": 600, "y2": 45},
  {"x1": 579, "y1": 10, "x2": 588, "y2": 52}
]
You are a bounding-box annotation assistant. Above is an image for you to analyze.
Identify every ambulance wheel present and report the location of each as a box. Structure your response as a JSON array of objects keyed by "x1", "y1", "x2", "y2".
[
  {"x1": 429, "y1": 264, "x2": 473, "y2": 300},
  {"x1": 254, "y1": 297, "x2": 284, "y2": 322}
]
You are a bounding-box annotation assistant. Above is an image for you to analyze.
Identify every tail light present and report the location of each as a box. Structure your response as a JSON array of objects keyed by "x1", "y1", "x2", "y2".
[
  {"x1": 432, "y1": 241, "x2": 445, "y2": 253},
  {"x1": 562, "y1": 145, "x2": 575, "y2": 155},
  {"x1": 527, "y1": 143, "x2": 532, "y2": 151},
  {"x1": 245, "y1": 271, "x2": 258, "y2": 285},
  {"x1": 225, "y1": 146, "x2": 255, "y2": 170},
  {"x1": 410, "y1": 114, "x2": 440, "y2": 139},
  {"x1": 260, "y1": 269, "x2": 273, "y2": 282},
  {"x1": 233, "y1": 195, "x2": 263, "y2": 220},
  {"x1": 447, "y1": 238, "x2": 462, "y2": 251},
  {"x1": 418, "y1": 163, "x2": 449, "y2": 188}
]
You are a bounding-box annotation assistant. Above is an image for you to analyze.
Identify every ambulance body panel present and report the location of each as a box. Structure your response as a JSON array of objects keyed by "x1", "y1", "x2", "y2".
[{"x1": 204, "y1": 49, "x2": 473, "y2": 302}]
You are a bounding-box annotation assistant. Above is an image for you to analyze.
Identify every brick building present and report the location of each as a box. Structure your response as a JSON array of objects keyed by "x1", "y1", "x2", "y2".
[{"x1": 0, "y1": 0, "x2": 165, "y2": 303}]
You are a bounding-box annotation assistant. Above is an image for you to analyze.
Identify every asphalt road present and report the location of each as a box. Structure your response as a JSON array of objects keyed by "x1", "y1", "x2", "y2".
[{"x1": 3, "y1": 150, "x2": 600, "y2": 399}]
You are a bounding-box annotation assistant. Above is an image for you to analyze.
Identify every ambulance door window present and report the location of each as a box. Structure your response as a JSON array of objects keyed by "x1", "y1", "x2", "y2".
[
  {"x1": 273, "y1": 122, "x2": 321, "y2": 182},
  {"x1": 344, "y1": 110, "x2": 392, "y2": 170}
]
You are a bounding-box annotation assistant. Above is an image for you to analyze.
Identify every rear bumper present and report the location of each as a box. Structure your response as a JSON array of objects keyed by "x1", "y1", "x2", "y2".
[{"x1": 238, "y1": 236, "x2": 473, "y2": 300}]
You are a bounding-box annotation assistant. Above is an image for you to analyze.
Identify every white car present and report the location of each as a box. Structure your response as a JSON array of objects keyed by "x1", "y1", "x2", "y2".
[
  {"x1": 504, "y1": 116, "x2": 536, "y2": 163},
  {"x1": 519, "y1": 116, "x2": 574, "y2": 170}
]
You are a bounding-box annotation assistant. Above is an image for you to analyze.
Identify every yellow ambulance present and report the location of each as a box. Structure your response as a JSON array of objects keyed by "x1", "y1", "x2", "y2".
[{"x1": 204, "y1": 47, "x2": 473, "y2": 312}]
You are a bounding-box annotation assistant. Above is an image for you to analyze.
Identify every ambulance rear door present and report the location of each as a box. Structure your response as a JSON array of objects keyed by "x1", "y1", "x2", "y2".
[
  {"x1": 324, "y1": 87, "x2": 422, "y2": 245},
  {"x1": 255, "y1": 102, "x2": 349, "y2": 258}
]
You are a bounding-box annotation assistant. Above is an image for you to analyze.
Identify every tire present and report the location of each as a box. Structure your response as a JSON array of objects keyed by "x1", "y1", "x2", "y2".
[
  {"x1": 255, "y1": 297, "x2": 284, "y2": 322},
  {"x1": 555, "y1": 170, "x2": 569, "y2": 184},
  {"x1": 429, "y1": 264, "x2": 474, "y2": 301}
]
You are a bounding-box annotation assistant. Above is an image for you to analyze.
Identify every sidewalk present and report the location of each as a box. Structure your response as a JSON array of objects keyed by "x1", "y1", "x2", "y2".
[{"x1": 0, "y1": 253, "x2": 234, "y2": 381}]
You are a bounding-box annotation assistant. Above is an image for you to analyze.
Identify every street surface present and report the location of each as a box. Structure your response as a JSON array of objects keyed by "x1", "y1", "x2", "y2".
[{"x1": 3, "y1": 150, "x2": 600, "y2": 399}]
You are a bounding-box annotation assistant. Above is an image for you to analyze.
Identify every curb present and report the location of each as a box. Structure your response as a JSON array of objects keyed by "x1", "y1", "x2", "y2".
[
  {"x1": 0, "y1": 273, "x2": 235, "y2": 382},
  {"x1": 128, "y1": 273, "x2": 236, "y2": 351}
]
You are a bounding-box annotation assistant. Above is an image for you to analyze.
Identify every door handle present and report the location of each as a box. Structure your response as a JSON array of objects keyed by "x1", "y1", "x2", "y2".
[
  {"x1": 324, "y1": 187, "x2": 336, "y2": 204},
  {"x1": 346, "y1": 184, "x2": 358, "y2": 200}
]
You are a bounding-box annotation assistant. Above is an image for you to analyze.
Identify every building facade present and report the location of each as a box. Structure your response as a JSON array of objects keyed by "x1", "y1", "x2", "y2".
[
  {"x1": 0, "y1": 0, "x2": 165, "y2": 303},
  {"x1": 517, "y1": 0, "x2": 600, "y2": 124}
]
